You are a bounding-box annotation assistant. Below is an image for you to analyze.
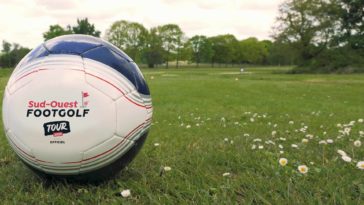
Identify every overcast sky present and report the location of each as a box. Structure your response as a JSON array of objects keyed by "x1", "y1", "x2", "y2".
[{"x1": 0, "y1": 0, "x2": 283, "y2": 49}]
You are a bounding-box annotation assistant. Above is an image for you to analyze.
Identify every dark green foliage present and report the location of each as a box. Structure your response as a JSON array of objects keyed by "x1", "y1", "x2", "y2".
[
  {"x1": 0, "y1": 41, "x2": 30, "y2": 68},
  {"x1": 143, "y1": 28, "x2": 164, "y2": 68},
  {"x1": 157, "y1": 24, "x2": 184, "y2": 68},
  {"x1": 43, "y1": 25, "x2": 72, "y2": 41},
  {"x1": 72, "y1": 18, "x2": 101, "y2": 37},
  {"x1": 274, "y1": 0, "x2": 364, "y2": 73},
  {"x1": 238, "y1": 38, "x2": 270, "y2": 65},
  {"x1": 209, "y1": 34, "x2": 238, "y2": 67},
  {"x1": 42, "y1": 18, "x2": 100, "y2": 41},
  {"x1": 185, "y1": 35, "x2": 213, "y2": 67}
]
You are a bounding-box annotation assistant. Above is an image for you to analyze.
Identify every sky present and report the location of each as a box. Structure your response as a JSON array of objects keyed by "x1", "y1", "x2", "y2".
[{"x1": 0, "y1": 0, "x2": 283, "y2": 49}]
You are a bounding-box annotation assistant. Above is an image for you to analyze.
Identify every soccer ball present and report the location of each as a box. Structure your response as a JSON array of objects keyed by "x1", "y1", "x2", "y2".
[{"x1": 2, "y1": 35, "x2": 152, "y2": 182}]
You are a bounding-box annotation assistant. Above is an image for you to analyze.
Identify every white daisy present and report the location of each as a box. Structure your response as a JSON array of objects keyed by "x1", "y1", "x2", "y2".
[
  {"x1": 222, "y1": 172, "x2": 231, "y2": 177},
  {"x1": 357, "y1": 161, "x2": 364, "y2": 170},
  {"x1": 341, "y1": 155, "x2": 352, "y2": 162},
  {"x1": 298, "y1": 165, "x2": 308, "y2": 174},
  {"x1": 164, "y1": 166, "x2": 172, "y2": 171},
  {"x1": 354, "y1": 140, "x2": 362, "y2": 147},
  {"x1": 279, "y1": 158, "x2": 288, "y2": 166},
  {"x1": 291, "y1": 144, "x2": 298, "y2": 148},
  {"x1": 121, "y1": 189, "x2": 131, "y2": 198},
  {"x1": 319, "y1": 140, "x2": 327, "y2": 145},
  {"x1": 337, "y1": 149, "x2": 347, "y2": 156}
]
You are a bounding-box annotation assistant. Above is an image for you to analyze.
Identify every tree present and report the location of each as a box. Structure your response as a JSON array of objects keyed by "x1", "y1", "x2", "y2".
[
  {"x1": 267, "y1": 41, "x2": 299, "y2": 65},
  {"x1": 335, "y1": 0, "x2": 364, "y2": 49},
  {"x1": 105, "y1": 20, "x2": 148, "y2": 61},
  {"x1": 43, "y1": 18, "x2": 100, "y2": 41},
  {"x1": 72, "y1": 18, "x2": 101, "y2": 37},
  {"x1": 273, "y1": 0, "x2": 335, "y2": 64},
  {"x1": 0, "y1": 41, "x2": 30, "y2": 68},
  {"x1": 209, "y1": 34, "x2": 238, "y2": 67},
  {"x1": 238, "y1": 37, "x2": 269, "y2": 64},
  {"x1": 187, "y1": 35, "x2": 213, "y2": 67},
  {"x1": 43, "y1": 25, "x2": 72, "y2": 41},
  {"x1": 273, "y1": 0, "x2": 364, "y2": 72},
  {"x1": 157, "y1": 24, "x2": 183, "y2": 68},
  {"x1": 2, "y1": 40, "x2": 11, "y2": 53},
  {"x1": 143, "y1": 27, "x2": 164, "y2": 68}
]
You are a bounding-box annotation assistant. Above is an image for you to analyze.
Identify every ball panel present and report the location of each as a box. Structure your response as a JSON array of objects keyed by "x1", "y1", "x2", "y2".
[
  {"x1": 44, "y1": 35, "x2": 103, "y2": 55},
  {"x1": 116, "y1": 92, "x2": 149, "y2": 138},
  {"x1": 16, "y1": 44, "x2": 49, "y2": 68},
  {"x1": 7, "y1": 69, "x2": 38, "y2": 95},
  {"x1": 5, "y1": 130, "x2": 40, "y2": 169},
  {"x1": 80, "y1": 135, "x2": 135, "y2": 173},
  {"x1": 83, "y1": 58, "x2": 135, "y2": 100},
  {"x1": 8, "y1": 55, "x2": 84, "y2": 94},
  {"x1": 82, "y1": 46, "x2": 150, "y2": 95},
  {"x1": 2, "y1": 90, "x2": 10, "y2": 132},
  {"x1": 127, "y1": 62, "x2": 150, "y2": 95}
]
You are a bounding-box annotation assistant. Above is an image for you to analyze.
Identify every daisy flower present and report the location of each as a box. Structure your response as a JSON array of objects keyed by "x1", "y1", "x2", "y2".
[
  {"x1": 164, "y1": 166, "x2": 172, "y2": 171},
  {"x1": 222, "y1": 172, "x2": 231, "y2": 177},
  {"x1": 337, "y1": 149, "x2": 347, "y2": 156},
  {"x1": 298, "y1": 165, "x2": 308, "y2": 174},
  {"x1": 121, "y1": 189, "x2": 131, "y2": 198},
  {"x1": 319, "y1": 140, "x2": 327, "y2": 145},
  {"x1": 279, "y1": 158, "x2": 288, "y2": 166},
  {"x1": 357, "y1": 161, "x2": 364, "y2": 170},
  {"x1": 341, "y1": 155, "x2": 352, "y2": 162},
  {"x1": 354, "y1": 140, "x2": 362, "y2": 147}
]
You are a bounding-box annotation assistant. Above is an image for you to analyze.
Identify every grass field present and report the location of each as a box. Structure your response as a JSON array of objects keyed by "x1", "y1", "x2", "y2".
[{"x1": 1, "y1": 66, "x2": 364, "y2": 204}]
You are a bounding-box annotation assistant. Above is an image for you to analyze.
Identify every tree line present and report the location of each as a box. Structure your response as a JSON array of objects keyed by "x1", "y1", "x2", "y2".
[
  {"x1": 1, "y1": 0, "x2": 363, "y2": 72},
  {"x1": 0, "y1": 18, "x2": 296, "y2": 69},
  {"x1": 104, "y1": 21, "x2": 299, "y2": 68}
]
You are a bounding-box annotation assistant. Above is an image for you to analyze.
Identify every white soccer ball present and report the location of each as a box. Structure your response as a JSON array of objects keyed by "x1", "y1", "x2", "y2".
[{"x1": 2, "y1": 35, "x2": 152, "y2": 181}]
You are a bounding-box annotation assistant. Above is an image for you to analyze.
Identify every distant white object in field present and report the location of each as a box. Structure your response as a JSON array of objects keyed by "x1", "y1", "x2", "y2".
[{"x1": 240, "y1": 68, "x2": 244, "y2": 73}]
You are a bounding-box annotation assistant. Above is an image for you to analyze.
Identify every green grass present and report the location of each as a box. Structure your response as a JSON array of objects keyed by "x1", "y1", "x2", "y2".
[{"x1": 1, "y1": 66, "x2": 364, "y2": 204}]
